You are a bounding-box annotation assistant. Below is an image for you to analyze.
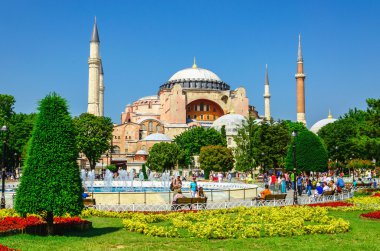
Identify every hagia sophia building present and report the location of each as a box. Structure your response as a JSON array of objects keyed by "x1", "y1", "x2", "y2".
[{"x1": 85, "y1": 19, "x2": 331, "y2": 171}]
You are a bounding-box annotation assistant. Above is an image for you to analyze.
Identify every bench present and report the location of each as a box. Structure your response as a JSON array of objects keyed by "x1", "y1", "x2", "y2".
[
  {"x1": 255, "y1": 194, "x2": 287, "y2": 206},
  {"x1": 172, "y1": 197, "x2": 207, "y2": 210},
  {"x1": 322, "y1": 190, "x2": 335, "y2": 196},
  {"x1": 83, "y1": 198, "x2": 96, "y2": 208}
]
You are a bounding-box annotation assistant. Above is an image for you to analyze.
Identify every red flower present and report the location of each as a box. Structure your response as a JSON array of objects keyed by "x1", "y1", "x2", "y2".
[
  {"x1": 0, "y1": 244, "x2": 19, "y2": 251},
  {"x1": 361, "y1": 211, "x2": 380, "y2": 219},
  {"x1": 372, "y1": 193, "x2": 380, "y2": 197},
  {"x1": 308, "y1": 202, "x2": 353, "y2": 207}
]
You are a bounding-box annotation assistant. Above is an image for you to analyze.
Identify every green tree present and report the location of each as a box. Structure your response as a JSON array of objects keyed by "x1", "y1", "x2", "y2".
[
  {"x1": 174, "y1": 127, "x2": 224, "y2": 166},
  {"x1": 220, "y1": 125, "x2": 227, "y2": 146},
  {"x1": 8, "y1": 113, "x2": 36, "y2": 165},
  {"x1": 234, "y1": 118, "x2": 290, "y2": 173},
  {"x1": 142, "y1": 164, "x2": 148, "y2": 180},
  {"x1": 234, "y1": 117, "x2": 259, "y2": 174},
  {"x1": 146, "y1": 142, "x2": 183, "y2": 172},
  {"x1": 199, "y1": 145, "x2": 234, "y2": 179},
  {"x1": 251, "y1": 120, "x2": 291, "y2": 170},
  {"x1": 73, "y1": 113, "x2": 113, "y2": 170},
  {"x1": 285, "y1": 129, "x2": 328, "y2": 172},
  {"x1": 0, "y1": 94, "x2": 15, "y2": 126},
  {"x1": 15, "y1": 93, "x2": 83, "y2": 235}
]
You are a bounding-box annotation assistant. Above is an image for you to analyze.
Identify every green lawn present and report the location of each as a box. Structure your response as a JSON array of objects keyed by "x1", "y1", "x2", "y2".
[{"x1": 1, "y1": 211, "x2": 379, "y2": 251}]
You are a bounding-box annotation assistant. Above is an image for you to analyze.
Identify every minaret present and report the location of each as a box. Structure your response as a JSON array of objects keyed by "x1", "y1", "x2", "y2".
[
  {"x1": 263, "y1": 64, "x2": 271, "y2": 121},
  {"x1": 99, "y1": 63, "x2": 104, "y2": 116},
  {"x1": 295, "y1": 34, "x2": 306, "y2": 124},
  {"x1": 87, "y1": 17, "x2": 101, "y2": 116}
]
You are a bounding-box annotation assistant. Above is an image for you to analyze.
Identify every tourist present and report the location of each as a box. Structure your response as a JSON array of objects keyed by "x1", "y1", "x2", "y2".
[
  {"x1": 190, "y1": 177, "x2": 198, "y2": 198},
  {"x1": 227, "y1": 172, "x2": 232, "y2": 182},
  {"x1": 173, "y1": 190, "x2": 185, "y2": 202},
  {"x1": 196, "y1": 187, "x2": 207, "y2": 199},
  {"x1": 373, "y1": 178, "x2": 377, "y2": 188},
  {"x1": 271, "y1": 173, "x2": 277, "y2": 192},
  {"x1": 315, "y1": 183, "x2": 323, "y2": 197},
  {"x1": 306, "y1": 178, "x2": 312, "y2": 196},
  {"x1": 277, "y1": 175, "x2": 283, "y2": 193},
  {"x1": 82, "y1": 188, "x2": 91, "y2": 199},
  {"x1": 296, "y1": 175, "x2": 303, "y2": 196},
  {"x1": 284, "y1": 172, "x2": 290, "y2": 190},
  {"x1": 217, "y1": 172, "x2": 223, "y2": 183},
  {"x1": 173, "y1": 176, "x2": 182, "y2": 195},
  {"x1": 257, "y1": 184, "x2": 271, "y2": 200},
  {"x1": 281, "y1": 175, "x2": 287, "y2": 193},
  {"x1": 323, "y1": 182, "x2": 331, "y2": 192}
]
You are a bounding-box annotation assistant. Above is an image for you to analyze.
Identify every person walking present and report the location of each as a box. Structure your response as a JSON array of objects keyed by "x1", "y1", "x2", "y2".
[
  {"x1": 297, "y1": 175, "x2": 303, "y2": 196},
  {"x1": 190, "y1": 177, "x2": 198, "y2": 198}
]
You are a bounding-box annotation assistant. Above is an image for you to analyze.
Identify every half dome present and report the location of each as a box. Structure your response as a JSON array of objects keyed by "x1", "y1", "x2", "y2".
[
  {"x1": 212, "y1": 114, "x2": 246, "y2": 135},
  {"x1": 142, "y1": 133, "x2": 172, "y2": 141},
  {"x1": 310, "y1": 111, "x2": 337, "y2": 134}
]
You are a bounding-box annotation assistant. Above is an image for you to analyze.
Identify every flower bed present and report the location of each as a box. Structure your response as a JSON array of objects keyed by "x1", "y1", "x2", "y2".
[
  {"x1": 308, "y1": 202, "x2": 353, "y2": 207},
  {"x1": 0, "y1": 244, "x2": 19, "y2": 251},
  {"x1": 121, "y1": 206, "x2": 350, "y2": 239},
  {"x1": 360, "y1": 211, "x2": 380, "y2": 220},
  {"x1": 372, "y1": 193, "x2": 380, "y2": 197},
  {"x1": 0, "y1": 215, "x2": 91, "y2": 236}
]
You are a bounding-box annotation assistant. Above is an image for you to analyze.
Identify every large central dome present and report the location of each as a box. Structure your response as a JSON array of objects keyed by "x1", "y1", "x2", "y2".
[
  {"x1": 169, "y1": 67, "x2": 221, "y2": 82},
  {"x1": 159, "y1": 60, "x2": 230, "y2": 91}
]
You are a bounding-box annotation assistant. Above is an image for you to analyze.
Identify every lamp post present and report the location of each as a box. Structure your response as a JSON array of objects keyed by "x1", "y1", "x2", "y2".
[
  {"x1": 1, "y1": 125, "x2": 8, "y2": 209},
  {"x1": 292, "y1": 131, "x2": 298, "y2": 205},
  {"x1": 101, "y1": 158, "x2": 104, "y2": 180},
  {"x1": 13, "y1": 153, "x2": 17, "y2": 179}
]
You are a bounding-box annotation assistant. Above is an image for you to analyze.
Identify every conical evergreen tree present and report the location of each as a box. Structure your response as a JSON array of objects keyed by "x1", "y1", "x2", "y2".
[{"x1": 15, "y1": 93, "x2": 83, "y2": 235}]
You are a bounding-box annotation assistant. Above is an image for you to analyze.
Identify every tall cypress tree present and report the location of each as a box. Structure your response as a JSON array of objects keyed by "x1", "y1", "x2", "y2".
[{"x1": 15, "y1": 93, "x2": 83, "y2": 235}]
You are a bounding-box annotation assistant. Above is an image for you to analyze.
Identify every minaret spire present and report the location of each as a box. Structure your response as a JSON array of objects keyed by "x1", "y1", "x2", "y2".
[
  {"x1": 297, "y1": 34, "x2": 303, "y2": 62},
  {"x1": 99, "y1": 63, "x2": 105, "y2": 116},
  {"x1": 295, "y1": 34, "x2": 306, "y2": 125},
  {"x1": 87, "y1": 18, "x2": 101, "y2": 116},
  {"x1": 264, "y1": 64, "x2": 271, "y2": 121}
]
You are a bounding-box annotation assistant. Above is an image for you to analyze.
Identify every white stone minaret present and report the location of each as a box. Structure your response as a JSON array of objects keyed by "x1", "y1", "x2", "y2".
[
  {"x1": 295, "y1": 34, "x2": 306, "y2": 124},
  {"x1": 263, "y1": 64, "x2": 271, "y2": 121},
  {"x1": 99, "y1": 63, "x2": 104, "y2": 116},
  {"x1": 87, "y1": 17, "x2": 101, "y2": 116}
]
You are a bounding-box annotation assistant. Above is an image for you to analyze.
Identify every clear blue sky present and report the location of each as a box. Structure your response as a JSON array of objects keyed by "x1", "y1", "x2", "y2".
[{"x1": 1, "y1": 0, "x2": 379, "y2": 126}]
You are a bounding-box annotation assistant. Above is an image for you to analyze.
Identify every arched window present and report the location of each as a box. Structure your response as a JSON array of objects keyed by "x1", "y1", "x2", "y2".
[
  {"x1": 156, "y1": 125, "x2": 161, "y2": 132},
  {"x1": 141, "y1": 125, "x2": 146, "y2": 131},
  {"x1": 228, "y1": 138, "x2": 232, "y2": 145},
  {"x1": 112, "y1": 146, "x2": 120, "y2": 154},
  {"x1": 200, "y1": 102, "x2": 204, "y2": 111},
  {"x1": 149, "y1": 122, "x2": 153, "y2": 131}
]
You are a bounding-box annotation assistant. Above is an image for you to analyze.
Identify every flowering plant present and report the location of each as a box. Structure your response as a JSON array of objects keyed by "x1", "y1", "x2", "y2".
[
  {"x1": 361, "y1": 211, "x2": 380, "y2": 219},
  {"x1": 122, "y1": 206, "x2": 350, "y2": 239},
  {"x1": 0, "y1": 244, "x2": 19, "y2": 251},
  {"x1": 308, "y1": 202, "x2": 353, "y2": 207}
]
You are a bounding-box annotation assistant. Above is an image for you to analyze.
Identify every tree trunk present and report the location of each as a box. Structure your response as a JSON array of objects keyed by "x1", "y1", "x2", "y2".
[{"x1": 46, "y1": 211, "x2": 54, "y2": 235}]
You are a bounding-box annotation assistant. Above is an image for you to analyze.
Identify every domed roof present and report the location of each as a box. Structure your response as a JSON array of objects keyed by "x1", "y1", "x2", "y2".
[
  {"x1": 169, "y1": 67, "x2": 221, "y2": 82},
  {"x1": 310, "y1": 111, "x2": 337, "y2": 134},
  {"x1": 212, "y1": 113, "x2": 246, "y2": 135},
  {"x1": 142, "y1": 133, "x2": 172, "y2": 141}
]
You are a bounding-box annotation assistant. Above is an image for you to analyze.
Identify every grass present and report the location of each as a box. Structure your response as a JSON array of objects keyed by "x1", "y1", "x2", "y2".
[{"x1": 1, "y1": 211, "x2": 379, "y2": 251}]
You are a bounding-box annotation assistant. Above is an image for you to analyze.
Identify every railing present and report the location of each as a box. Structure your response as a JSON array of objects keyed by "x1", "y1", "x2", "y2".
[
  {"x1": 89, "y1": 187, "x2": 258, "y2": 205},
  {"x1": 94, "y1": 191, "x2": 354, "y2": 212}
]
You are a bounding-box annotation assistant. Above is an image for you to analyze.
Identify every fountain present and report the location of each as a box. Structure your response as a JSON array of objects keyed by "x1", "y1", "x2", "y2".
[
  {"x1": 148, "y1": 172, "x2": 155, "y2": 182},
  {"x1": 138, "y1": 172, "x2": 144, "y2": 189},
  {"x1": 104, "y1": 169, "x2": 113, "y2": 192},
  {"x1": 80, "y1": 169, "x2": 87, "y2": 187},
  {"x1": 118, "y1": 169, "x2": 128, "y2": 190},
  {"x1": 88, "y1": 169, "x2": 95, "y2": 191},
  {"x1": 129, "y1": 169, "x2": 135, "y2": 191}
]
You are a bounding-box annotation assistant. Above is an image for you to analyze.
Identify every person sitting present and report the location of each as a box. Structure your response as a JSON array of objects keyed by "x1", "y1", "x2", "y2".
[
  {"x1": 196, "y1": 187, "x2": 207, "y2": 199},
  {"x1": 172, "y1": 190, "x2": 186, "y2": 204},
  {"x1": 315, "y1": 183, "x2": 323, "y2": 196},
  {"x1": 82, "y1": 188, "x2": 91, "y2": 199},
  {"x1": 255, "y1": 185, "x2": 271, "y2": 201},
  {"x1": 323, "y1": 182, "x2": 331, "y2": 192}
]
